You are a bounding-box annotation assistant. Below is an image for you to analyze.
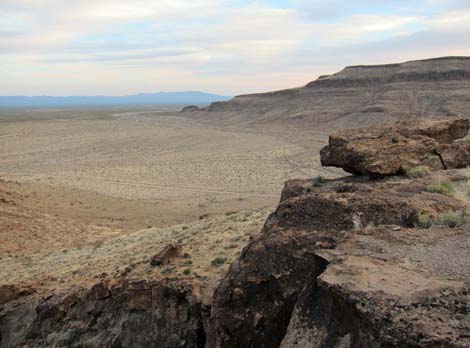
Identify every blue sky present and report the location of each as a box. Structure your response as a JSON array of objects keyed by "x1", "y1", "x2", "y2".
[{"x1": 1, "y1": 0, "x2": 470, "y2": 96}]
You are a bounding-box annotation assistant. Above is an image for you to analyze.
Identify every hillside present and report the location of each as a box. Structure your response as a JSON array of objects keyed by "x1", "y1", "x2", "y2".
[{"x1": 185, "y1": 57, "x2": 470, "y2": 130}]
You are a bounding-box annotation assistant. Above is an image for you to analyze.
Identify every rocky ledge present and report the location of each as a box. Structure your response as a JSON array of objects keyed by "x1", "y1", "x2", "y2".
[
  {"x1": 210, "y1": 118, "x2": 470, "y2": 348},
  {"x1": 321, "y1": 118, "x2": 470, "y2": 176},
  {"x1": 1, "y1": 119, "x2": 469, "y2": 348}
]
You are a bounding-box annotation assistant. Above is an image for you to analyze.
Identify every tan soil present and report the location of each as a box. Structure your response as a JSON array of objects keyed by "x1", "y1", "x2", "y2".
[{"x1": 0, "y1": 107, "x2": 339, "y2": 293}]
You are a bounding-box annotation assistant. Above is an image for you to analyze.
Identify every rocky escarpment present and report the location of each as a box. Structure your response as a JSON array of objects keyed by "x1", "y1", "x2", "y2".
[
  {"x1": 186, "y1": 57, "x2": 470, "y2": 131},
  {"x1": 321, "y1": 118, "x2": 470, "y2": 176},
  {"x1": 209, "y1": 119, "x2": 470, "y2": 347},
  {"x1": 306, "y1": 57, "x2": 470, "y2": 88}
]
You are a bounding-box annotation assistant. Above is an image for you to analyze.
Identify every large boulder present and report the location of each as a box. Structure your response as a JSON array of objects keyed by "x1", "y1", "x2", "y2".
[{"x1": 320, "y1": 118, "x2": 470, "y2": 176}]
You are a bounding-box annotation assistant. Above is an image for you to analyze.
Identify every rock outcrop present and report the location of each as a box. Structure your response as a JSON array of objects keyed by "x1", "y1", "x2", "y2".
[
  {"x1": 181, "y1": 105, "x2": 203, "y2": 112},
  {"x1": 209, "y1": 119, "x2": 470, "y2": 347},
  {"x1": 320, "y1": 118, "x2": 470, "y2": 176},
  {"x1": 209, "y1": 171, "x2": 470, "y2": 347},
  {"x1": 150, "y1": 244, "x2": 182, "y2": 266},
  {"x1": 0, "y1": 279, "x2": 208, "y2": 348}
]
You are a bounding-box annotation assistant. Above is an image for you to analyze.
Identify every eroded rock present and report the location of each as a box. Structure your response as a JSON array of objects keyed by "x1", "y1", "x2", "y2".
[
  {"x1": 0, "y1": 285, "x2": 34, "y2": 306},
  {"x1": 150, "y1": 244, "x2": 181, "y2": 266},
  {"x1": 209, "y1": 170, "x2": 470, "y2": 348},
  {"x1": 0, "y1": 279, "x2": 208, "y2": 348},
  {"x1": 320, "y1": 118, "x2": 470, "y2": 176}
]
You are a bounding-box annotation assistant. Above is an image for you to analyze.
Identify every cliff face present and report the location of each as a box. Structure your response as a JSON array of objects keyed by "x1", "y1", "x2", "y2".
[
  {"x1": 0, "y1": 280, "x2": 208, "y2": 348},
  {"x1": 186, "y1": 57, "x2": 470, "y2": 131},
  {"x1": 307, "y1": 57, "x2": 470, "y2": 88}
]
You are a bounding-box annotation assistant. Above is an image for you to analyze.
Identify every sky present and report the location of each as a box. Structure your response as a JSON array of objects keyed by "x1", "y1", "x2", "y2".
[{"x1": 1, "y1": 0, "x2": 470, "y2": 96}]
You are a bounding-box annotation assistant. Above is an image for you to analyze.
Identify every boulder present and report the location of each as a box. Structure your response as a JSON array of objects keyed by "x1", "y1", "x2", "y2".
[
  {"x1": 320, "y1": 118, "x2": 470, "y2": 176},
  {"x1": 150, "y1": 244, "x2": 181, "y2": 266}
]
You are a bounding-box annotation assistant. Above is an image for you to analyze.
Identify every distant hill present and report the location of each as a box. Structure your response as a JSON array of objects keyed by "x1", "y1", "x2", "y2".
[
  {"x1": 0, "y1": 91, "x2": 230, "y2": 108},
  {"x1": 186, "y1": 56, "x2": 470, "y2": 131}
]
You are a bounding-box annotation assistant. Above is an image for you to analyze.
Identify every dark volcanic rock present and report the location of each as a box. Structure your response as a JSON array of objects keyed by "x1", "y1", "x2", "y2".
[
  {"x1": 181, "y1": 105, "x2": 203, "y2": 112},
  {"x1": 0, "y1": 279, "x2": 208, "y2": 348},
  {"x1": 209, "y1": 170, "x2": 470, "y2": 348},
  {"x1": 320, "y1": 118, "x2": 470, "y2": 176},
  {"x1": 208, "y1": 228, "x2": 333, "y2": 348},
  {"x1": 150, "y1": 244, "x2": 181, "y2": 266},
  {"x1": 0, "y1": 285, "x2": 34, "y2": 306}
]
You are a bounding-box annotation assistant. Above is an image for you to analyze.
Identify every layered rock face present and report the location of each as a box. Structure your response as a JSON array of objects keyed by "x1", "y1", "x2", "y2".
[
  {"x1": 321, "y1": 118, "x2": 470, "y2": 176},
  {"x1": 306, "y1": 57, "x2": 470, "y2": 88},
  {"x1": 209, "y1": 119, "x2": 470, "y2": 347}
]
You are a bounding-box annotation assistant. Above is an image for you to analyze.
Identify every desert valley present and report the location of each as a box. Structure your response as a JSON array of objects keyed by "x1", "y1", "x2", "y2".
[{"x1": 1, "y1": 57, "x2": 470, "y2": 347}]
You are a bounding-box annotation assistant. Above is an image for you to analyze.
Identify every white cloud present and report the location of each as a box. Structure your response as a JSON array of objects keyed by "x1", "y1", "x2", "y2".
[
  {"x1": 425, "y1": 10, "x2": 470, "y2": 30},
  {"x1": 1, "y1": 0, "x2": 470, "y2": 95},
  {"x1": 310, "y1": 14, "x2": 421, "y2": 45}
]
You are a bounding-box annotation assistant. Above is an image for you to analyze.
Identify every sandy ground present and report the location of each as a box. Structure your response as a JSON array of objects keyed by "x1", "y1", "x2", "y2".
[
  {"x1": 0, "y1": 107, "x2": 341, "y2": 291},
  {"x1": 1, "y1": 179, "x2": 270, "y2": 296},
  {"x1": 0, "y1": 108, "x2": 339, "y2": 199}
]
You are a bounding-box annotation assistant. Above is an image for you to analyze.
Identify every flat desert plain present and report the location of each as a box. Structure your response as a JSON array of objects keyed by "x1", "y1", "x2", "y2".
[{"x1": 0, "y1": 107, "x2": 340, "y2": 291}]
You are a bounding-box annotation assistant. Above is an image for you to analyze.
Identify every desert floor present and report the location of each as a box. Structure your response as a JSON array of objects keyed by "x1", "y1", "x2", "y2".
[{"x1": 0, "y1": 107, "x2": 340, "y2": 291}]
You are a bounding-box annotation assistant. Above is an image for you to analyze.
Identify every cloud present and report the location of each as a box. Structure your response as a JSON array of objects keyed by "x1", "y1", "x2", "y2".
[
  {"x1": 309, "y1": 14, "x2": 421, "y2": 45},
  {"x1": 1, "y1": 0, "x2": 470, "y2": 95}
]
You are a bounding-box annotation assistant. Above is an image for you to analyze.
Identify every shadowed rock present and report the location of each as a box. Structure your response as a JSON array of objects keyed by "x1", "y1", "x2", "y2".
[
  {"x1": 0, "y1": 279, "x2": 208, "y2": 348},
  {"x1": 181, "y1": 105, "x2": 204, "y2": 112},
  {"x1": 320, "y1": 118, "x2": 470, "y2": 176},
  {"x1": 0, "y1": 285, "x2": 34, "y2": 306},
  {"x1": 209, "y1": 172, "x2": 470, "y2": 348},
  {"x1": 150, "y1": 244, "x2": 181, "y2": 266}
]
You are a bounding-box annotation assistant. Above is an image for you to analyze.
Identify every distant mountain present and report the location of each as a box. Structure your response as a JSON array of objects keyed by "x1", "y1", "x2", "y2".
[
  {"x1": 0, "y1": 91, "x2": 230, "y2": 108},
  {"x1": 190, "y1": 56, "x2": 470, "y2": 131}
]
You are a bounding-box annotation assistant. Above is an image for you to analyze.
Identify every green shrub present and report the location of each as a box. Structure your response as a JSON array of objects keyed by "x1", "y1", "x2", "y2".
[
  {"x1": 211, "y1": 257, "x2": 227, "y2": 267},
  {"x1": 427, "y1": 180, "x2": 455, "y2": 196},
  {"x1": 435, "y1": 212, "x2": 463, "y2": 228},
  {"x1": 416, "y1": 213, "x2": 433, "y2": 229},
  {"x1": 183, "y1": 268, "x2": 191, "y2": 275},
  {"x1": 161, "y1": 267, "x2": 172, "y2": 275},
  {"x1": 311, "y1": 176, "x2": 325, "y2": 187},
  {"x1": 182, "y1": 259, "x2": 193, "y2": 266},
  {"x1": 406, "y1": 166, "x2": 430, "y2": 178}
]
